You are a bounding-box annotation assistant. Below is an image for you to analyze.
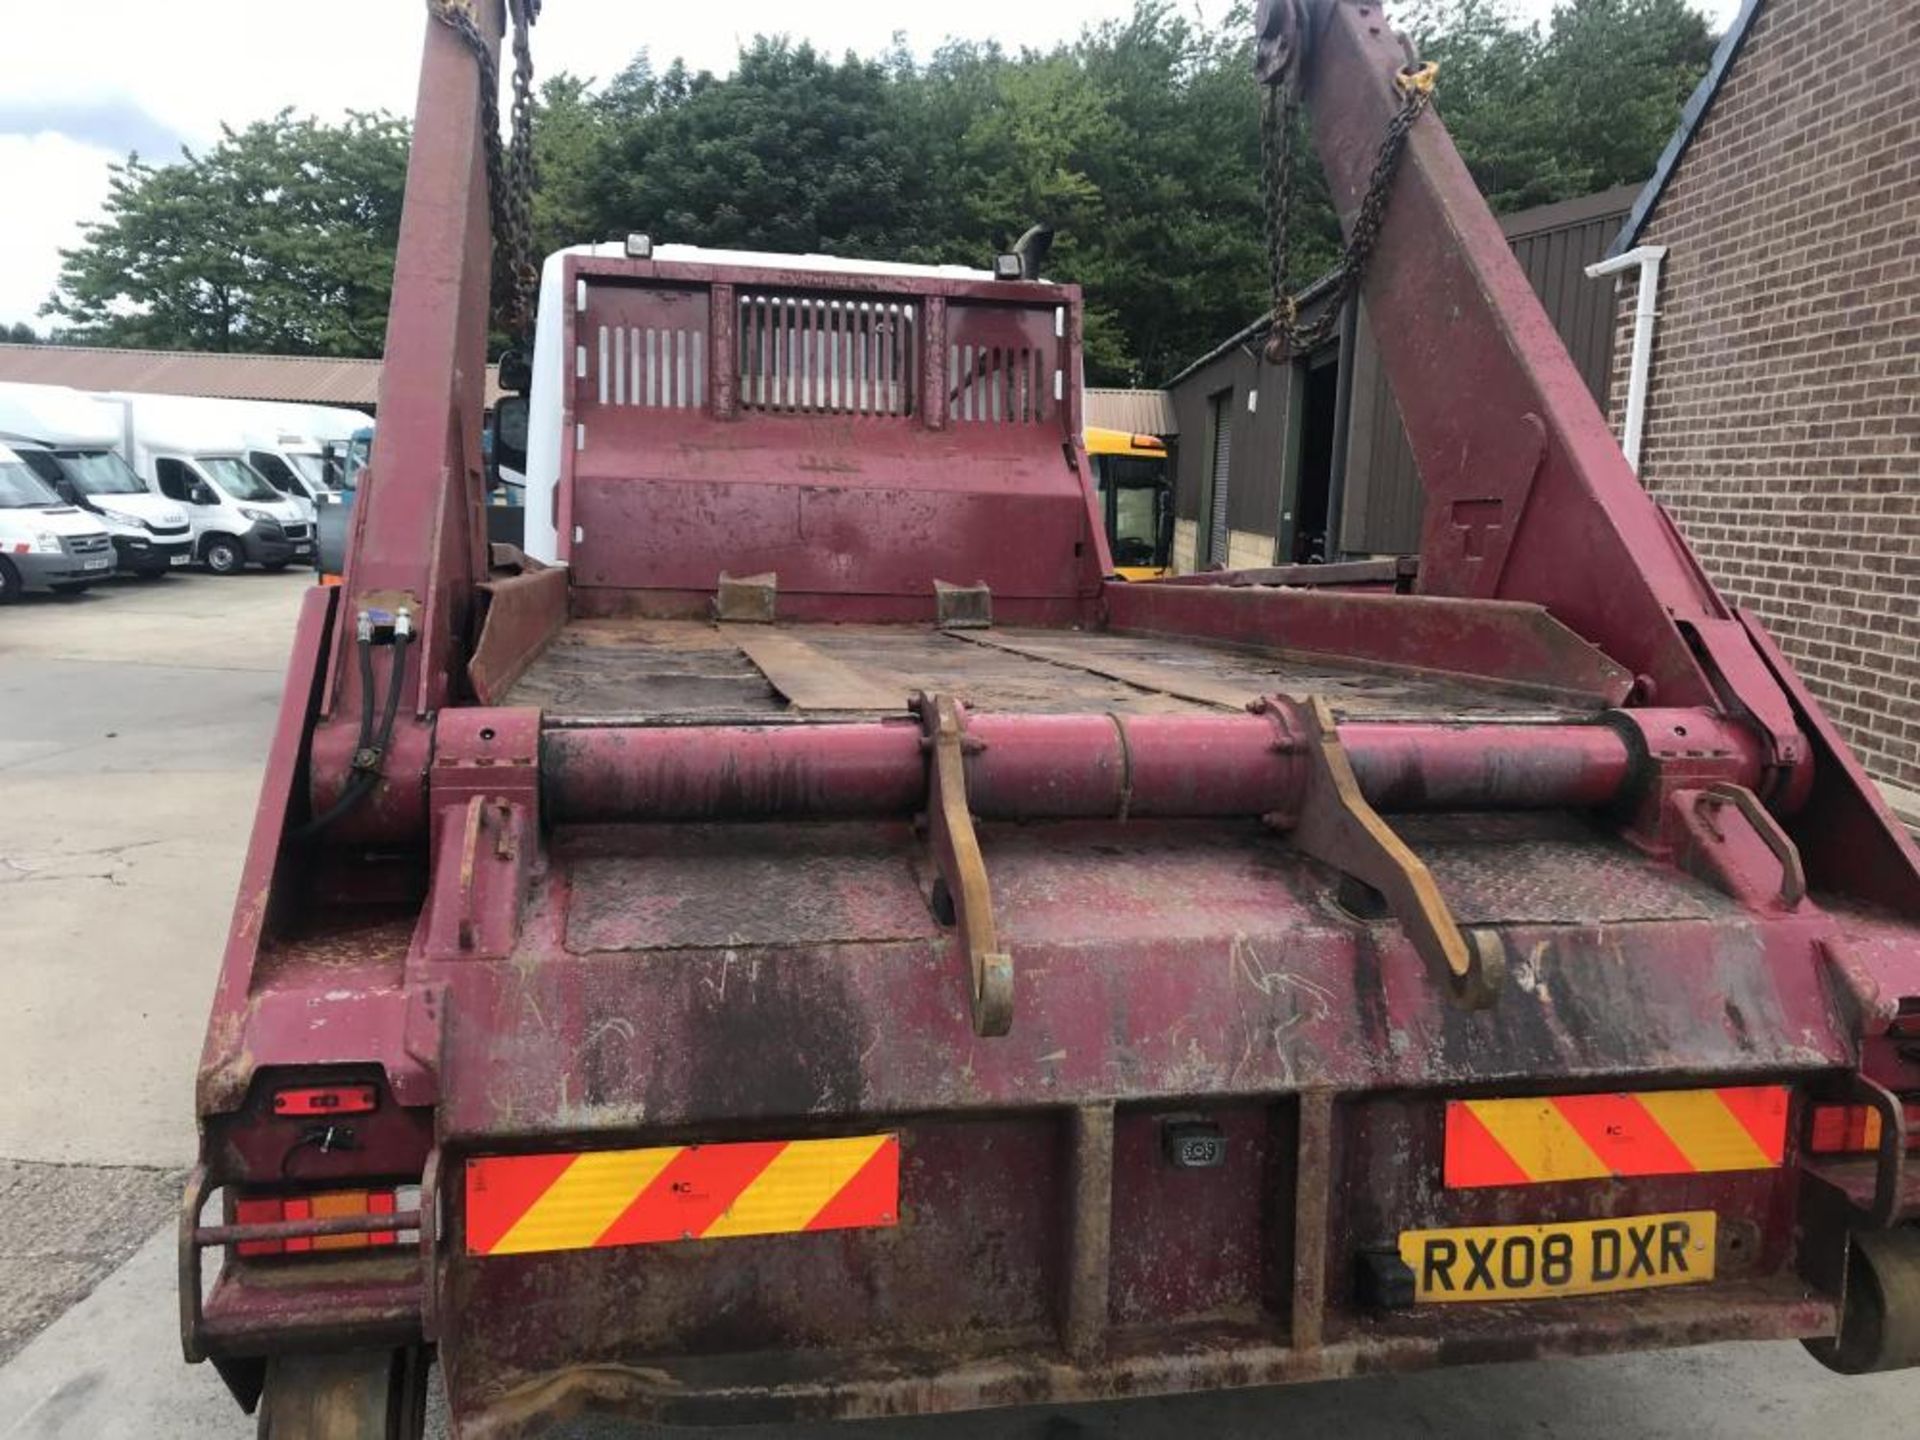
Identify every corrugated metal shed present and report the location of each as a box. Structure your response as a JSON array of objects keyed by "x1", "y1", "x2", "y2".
[
  {"x1": 1166, "y1": 184, "x2": 1640, "y2": 567},
  {"x1": 1341, "y1": 183, "x2": 1639, "y2": 553},
  {"x1": 0, "y1": 343, "x2": 502, "y2": 410},
  {"x1": 1085, "y1": 388, "x2": 1177, "y2": 436}
]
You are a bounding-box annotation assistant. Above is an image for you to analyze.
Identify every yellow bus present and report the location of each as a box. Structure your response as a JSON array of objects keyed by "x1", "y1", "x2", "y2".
[{"x1": 1084, "y1": 426, "x2": 1173, "y2": 579}]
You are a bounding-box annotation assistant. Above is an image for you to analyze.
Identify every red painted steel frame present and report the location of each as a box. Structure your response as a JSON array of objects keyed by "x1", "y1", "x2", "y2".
[
  {"x1": 306, "y1": 0, "x2": 502, "y2": 840},
  {"x1": 554, "y1": 254, "x2": 1110, "y2": 622},
  {"x1": 184, "y1": 0, "x2": 1920, "y2": 1425},
  {"x1": 542, "y1": 713, "x2": 1641, "y2": 823},
  {"x1": 1305, "y1": 3, "x2": 1727, "y2": 705}
]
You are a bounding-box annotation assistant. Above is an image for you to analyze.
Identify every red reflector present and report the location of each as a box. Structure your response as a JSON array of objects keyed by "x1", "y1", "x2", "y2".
[
  {"x1": 273, "y1": 1084, "x2": 377, "y2": 1117},
  {"x1": 231, "y1": 1190, "x2": 400, "y2": 1257},
  {"x1": 1807, "y1": 1102, "x2": 1920, "y2": 1155},
  {"x1": 234, "y1": 1198, "x2": 282, "y2": 1257}
]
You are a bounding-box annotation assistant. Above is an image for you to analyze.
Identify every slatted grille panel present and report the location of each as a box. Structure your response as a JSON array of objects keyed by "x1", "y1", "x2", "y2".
[
  {"x1": 946, "y1": 301, "x2": 1062, "y2": 429},
  {"x1": 587, "y1": 320, "x2": 708, "y2": 411},
  {"x1": 948, "y1": 343, "x2": 1049, "y2": 424},
  {"x1": 737, "y1": 293, "x2": 918, "y2": 416}
]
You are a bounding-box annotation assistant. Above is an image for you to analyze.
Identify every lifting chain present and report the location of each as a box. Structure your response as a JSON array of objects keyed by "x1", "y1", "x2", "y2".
[
  {"x1": 1255, "y1": 0, "x2": 1435, "y2": 363},
  {"x1": 427, "y1": 0, "x2": 544, "y2": 341}
]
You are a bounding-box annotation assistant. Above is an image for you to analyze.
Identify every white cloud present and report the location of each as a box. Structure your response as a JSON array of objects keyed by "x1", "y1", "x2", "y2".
[{"x1": 0, "y1": 133, "x2": 117, "y2": 330}]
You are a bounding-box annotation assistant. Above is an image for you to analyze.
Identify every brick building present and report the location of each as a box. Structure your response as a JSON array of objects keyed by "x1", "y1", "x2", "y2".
[{"x1": 1606, "y1": 0, "x2": 1920, "y2": 821}]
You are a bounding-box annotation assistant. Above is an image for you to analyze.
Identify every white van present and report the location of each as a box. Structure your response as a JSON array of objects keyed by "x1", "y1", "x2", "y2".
[
  {"x1": 196, "y1": 400, "x2": 373, "y2": 517},
  {"x1": 96, "y1": 392, "x2": 314, "y2": 574},
  {"x1": 0, "y1": 382, "x2": 194, "y2": 577},
  {"x1": 0, "y1": 442, "x2": 116, "y2": 601}
]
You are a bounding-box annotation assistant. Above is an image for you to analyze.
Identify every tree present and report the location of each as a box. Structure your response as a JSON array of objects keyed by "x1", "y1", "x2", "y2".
[
  {"x1": 46, "y1": 1, "x2": 1714, "y2": 380},
  {"x1": 1404, "y1": 0, "x2": 1714, "y2": 209},
  {"x1": 44, "y1": 112, "x2": 410, "y2": 355},
  {"x1": 4, "y1": 322, "x2": 36, "y2": 344}
]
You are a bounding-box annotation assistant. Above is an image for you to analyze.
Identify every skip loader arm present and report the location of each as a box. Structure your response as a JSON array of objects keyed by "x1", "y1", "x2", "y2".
[{"x1": 1261, "y1": 0, "x2": 1920, "y2": 914}]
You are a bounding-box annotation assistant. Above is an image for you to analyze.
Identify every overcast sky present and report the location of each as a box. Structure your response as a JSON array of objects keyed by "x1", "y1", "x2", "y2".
[{"x1": 0, "y1": 0, "x2": 1740, "y2": 331}]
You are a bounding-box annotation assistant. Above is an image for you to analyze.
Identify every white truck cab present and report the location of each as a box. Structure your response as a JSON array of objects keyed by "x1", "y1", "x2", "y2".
[
  {"x1": 97, "y1": 392, "x2": 314, "y2": 574},
  {"x1": 0, "y1": 442, "x2": 116, "y2": 601},
  {"x1": 0, "y1": 383, "x2": 194, "y2": 577}
]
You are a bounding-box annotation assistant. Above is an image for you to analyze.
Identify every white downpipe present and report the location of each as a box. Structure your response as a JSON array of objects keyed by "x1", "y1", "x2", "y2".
[{"x1": 1585, "y1": 245, "x2": 1666, "y2": 473}]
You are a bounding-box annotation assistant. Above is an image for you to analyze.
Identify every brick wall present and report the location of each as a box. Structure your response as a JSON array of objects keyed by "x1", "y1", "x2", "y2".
[{"x1": 1609, "y1": 0, "x2": 1920, "y2": 801}]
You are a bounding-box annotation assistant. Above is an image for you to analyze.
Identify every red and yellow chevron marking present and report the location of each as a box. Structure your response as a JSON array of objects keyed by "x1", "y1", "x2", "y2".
[
  {"x1": 464, "y1": 1134, "x2": 899, "y2": 1257},
  {"x1": 1445, "y1": 1086, "x2": 1788, "y2": 1188}
]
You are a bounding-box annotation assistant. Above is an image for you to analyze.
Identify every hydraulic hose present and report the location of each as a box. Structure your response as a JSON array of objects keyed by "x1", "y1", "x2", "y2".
[{"x1": 295, "y1": 611, "x2": 413, "y2": 839}]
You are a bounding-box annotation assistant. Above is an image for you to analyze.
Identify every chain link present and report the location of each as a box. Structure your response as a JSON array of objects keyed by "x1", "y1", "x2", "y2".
[
  {"x1": 428, "y1": 0, "x2": 543, "y2": 341},
  {"x1": 1259, "y1": 49, "x2": 1434, "y2": 363}
]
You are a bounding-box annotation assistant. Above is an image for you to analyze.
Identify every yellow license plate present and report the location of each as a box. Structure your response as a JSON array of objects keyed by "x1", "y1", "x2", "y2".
[{"x1": 1398, "y1": 1211, "x2": 1716, "y2": 1302}]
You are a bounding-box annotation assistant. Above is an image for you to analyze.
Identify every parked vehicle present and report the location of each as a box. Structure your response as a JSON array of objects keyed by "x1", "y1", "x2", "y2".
[
  {"x1": 1085, "y1": 424, "x2": 1174, "y2": 578},
  {"x1": 0, "y1": 442, "x2": 115, "y2": 601},
  {"x1": 183, "y1": 2, "x2": 1920, "y2": 1434},
  {"x1": 95, "y1": 392, "x2": 314, "y2": 574},
  {"x1": 333, "y1": 424, "x2": 375, "y2": 491},
  {"x1": 0, "y1": 382, "x2": 194, "y2": 577},
  {"x1": 231, "y1": 402, "x2": 373, "y2": 516}
]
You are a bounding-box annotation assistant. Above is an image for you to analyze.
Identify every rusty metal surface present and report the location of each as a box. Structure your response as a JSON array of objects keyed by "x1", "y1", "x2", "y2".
[
  {"x1": 1302, "y1": 2, "x2": 1721, "y2": 709},
  {"x1": 1104, "y1": 583, "x2": 1633, "y2": 709},
  {"x1": 541, "y1": 712, "x2": 1642, "y2": 826},
  {"x1": 1275, "y1": 695, "x2": 1491, "y2": 1004},
  {"x1": 184, "y1": 2, "x2": 1920, "y2": 1423},
  {"x1": 502, "y1": 618, "x2": 1589, "y2": 723},
  {"x1": 731, "y1": 628, "x2": 904, "y2": 711},
  {"x1": 469, "y1": 564, "x2": 568, "y2": 705},
  {"x1": 562, "y1": 823, "x2": 939, "y2": 952},
  {"x1": 1156, "y1": 557, "x2": 1418, "y2": 590},
  {"x1": 446, "y1": 1280, "x2": 1836, "y2": 1433},
  {"x1": 713, "y1": 571, "x2": 776, "y2": 624},
  {"x1": 918, "y1": 692, "x2": 1014, "y2": 1035},
  {"x1": 559, "y1": 257, "x2": 1105, "y2": 624},
  {"x1": 433, "y1": 819, "x2": 1849, "y2": 1146},
  {"x1": 1395, "y1": 812, "x2": 1736, "y2": 925}
]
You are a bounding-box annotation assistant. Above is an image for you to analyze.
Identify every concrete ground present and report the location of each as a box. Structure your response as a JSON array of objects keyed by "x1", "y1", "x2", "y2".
[{"x1": 1, "y1": 572, "x2": 1916, "y2": 1437}]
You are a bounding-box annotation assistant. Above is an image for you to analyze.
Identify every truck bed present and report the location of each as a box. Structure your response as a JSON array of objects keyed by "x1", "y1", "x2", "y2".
[{"x1": 503, "y1": 618, "x2": 1592, "y2": 725}]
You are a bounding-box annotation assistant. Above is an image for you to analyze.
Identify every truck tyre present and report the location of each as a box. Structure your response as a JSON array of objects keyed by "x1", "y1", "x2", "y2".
[
  {"x1": 202, "y1": 535, "x2": 245, "y2": 575},
  {"x1": 255, "y1": 1349, "x2": 428, "y2": 1440},
  {"x1": 0, "y1": 557, "x2": 17, "y2": 604}
]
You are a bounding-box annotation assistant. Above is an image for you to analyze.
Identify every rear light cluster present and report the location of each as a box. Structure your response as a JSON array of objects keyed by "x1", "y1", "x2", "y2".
[
  {"x1": 1806, "y1": 1102, "x2": 1920, "y2": 1156},
  {"x1": 235, "y1": 1189, "x2": 400, "y2": 1256},
  {"x1": 272, "y1": 1083, "x2": 377, "y2": 1117}
]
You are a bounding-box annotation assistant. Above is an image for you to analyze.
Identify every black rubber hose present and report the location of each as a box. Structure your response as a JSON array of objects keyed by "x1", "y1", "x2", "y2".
[{"x1": 294, "y1": 628, "x2": 410, "y2": 840}]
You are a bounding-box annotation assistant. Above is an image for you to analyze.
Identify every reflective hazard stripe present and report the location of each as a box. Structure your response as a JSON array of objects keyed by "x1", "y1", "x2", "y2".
[
  {"x1": 465, "y1": 1134, "x2": 899, "y2": 1257},
  {"x1": 1444, "y1": 1086, "x2": 1788, "y2": 1188}
]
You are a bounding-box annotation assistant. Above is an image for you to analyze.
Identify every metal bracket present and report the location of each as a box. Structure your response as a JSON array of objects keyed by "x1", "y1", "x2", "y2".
[
  {"x1": 934, "y1": 579, "x2": 993, "y2": 630},
  {"x1": 422, "y1": 796, "x2": 532, "y2": 961},
  {"x1": 1280, "y1": 695, "x2": 1502, "y2": 1007},
  {"x1": 916, "y1": 693, "x2": 1013, "y2": 1036},
  {"x1": 714, "y1": 571, "x2": 777, "y2": 624},
  {"x1": 1681, "y1": 781, "x2": 1807, "y2": 911}
]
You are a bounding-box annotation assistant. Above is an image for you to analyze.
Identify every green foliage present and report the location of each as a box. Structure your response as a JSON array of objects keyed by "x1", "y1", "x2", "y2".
[
  {"x1": 46, "y1": 0, "x2": 1714, "y2": 378},
  {"x1": 1405, "y1": 0, "x2": 1715, "y2": 209},
  {"x1": 44, "y1": 112, "x2": 409, "y2": 354},
  {"x1": 4, "y1": 322, "x2": 37, "y2": 344}
]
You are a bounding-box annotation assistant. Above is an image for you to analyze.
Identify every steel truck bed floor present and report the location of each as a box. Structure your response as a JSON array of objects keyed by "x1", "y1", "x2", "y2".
[{"x1": 503, "y1": 619, "x2": 1592, "y2": 725}]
